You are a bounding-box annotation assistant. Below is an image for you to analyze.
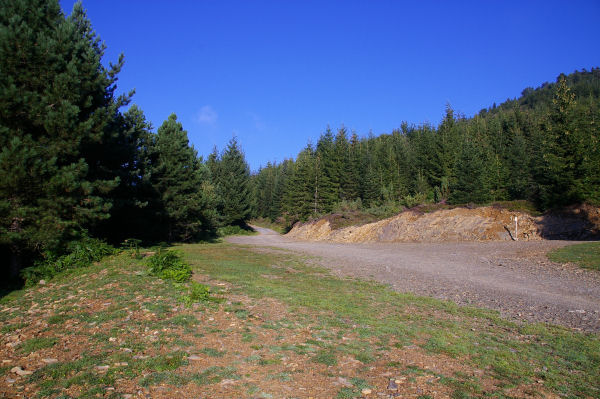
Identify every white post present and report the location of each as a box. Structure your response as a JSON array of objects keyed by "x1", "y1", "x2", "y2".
[{"x1": 514, "y1": 216, "x2": 518, "y2": 241}]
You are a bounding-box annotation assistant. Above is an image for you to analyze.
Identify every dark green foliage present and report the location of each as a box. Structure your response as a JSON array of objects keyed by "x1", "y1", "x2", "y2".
[
  {"x1": 0, "y1": 0, "x2": 129, "y2": 276},
  {"x1": 91, "y1": 105, "x2": 164, "y2": 244},
  {"x1": 20, "y1": 237, "x2": 115, "y2": 286},
  {"x1": 146, "y1": 250, "x2": 192, "y2": 283},
  {"x1": 449, "y1": 137, "x2": 493, "y2": 205},
  {"x1": 213, "y1": 137, "x2": 253, "y2": 226},
  {"x1": 283, "y1": 145, "x2": 318, "y2": 221},
  {"x1": 150, "y1": 114, "x2": 217, "y2": 241}
]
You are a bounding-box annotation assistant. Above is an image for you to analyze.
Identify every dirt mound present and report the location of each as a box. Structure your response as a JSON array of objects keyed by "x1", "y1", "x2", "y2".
[{"x1": 286, "y1": 204, "x2": 600, "y2": 243}]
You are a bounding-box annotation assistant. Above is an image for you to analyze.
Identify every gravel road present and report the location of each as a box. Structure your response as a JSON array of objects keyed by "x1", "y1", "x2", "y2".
[{"x1": 229, "y1": 226, "x2": 600, "y2": 332}]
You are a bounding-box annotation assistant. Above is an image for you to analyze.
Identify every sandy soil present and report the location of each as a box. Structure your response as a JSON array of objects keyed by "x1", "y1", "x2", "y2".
[{"x1": 229, "y1": 227, "x2": 600, "y2": 332}]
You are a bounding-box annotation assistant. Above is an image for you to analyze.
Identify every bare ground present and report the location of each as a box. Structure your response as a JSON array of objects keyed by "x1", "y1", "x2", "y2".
[{"x1": 230, "y1": 227, "x2": 600, "y2": 332}]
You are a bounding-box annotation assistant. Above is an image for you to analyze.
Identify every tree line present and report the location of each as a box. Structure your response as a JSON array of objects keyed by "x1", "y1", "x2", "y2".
[
  {"x1": 0, "y1": 0, "x2": 252, "y2": 280},
  {"x1": 253, "y1": 69, "x2": 600, "y2": 223}
]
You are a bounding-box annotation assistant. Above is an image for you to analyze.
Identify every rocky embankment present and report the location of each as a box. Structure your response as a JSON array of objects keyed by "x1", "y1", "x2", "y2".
[{"x1": 286, "y1": 205, "x2": 600, "y2": 243}]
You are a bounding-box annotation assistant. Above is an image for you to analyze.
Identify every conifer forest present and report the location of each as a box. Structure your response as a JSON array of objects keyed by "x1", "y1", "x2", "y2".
[{"x1": 1, "y1": 0, "x2": 599, "y2": 284}]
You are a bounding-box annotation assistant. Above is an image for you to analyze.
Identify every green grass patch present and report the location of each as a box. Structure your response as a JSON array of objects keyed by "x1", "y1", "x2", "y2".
[
  {"x1": 142, "y1": 352, "x2": 187, "y2": 371},
  {"x1": 199, "y1": 347, "x2": 226, "y2": 357},
  {"x1": 139, "y1": 371, "x2": 188, "y2": 387},
  {"x1": 47, "y1": 313, "x2": 71, "y2": 325},
  {"x1": 190, "y1": 366, "x2": 239, "y2": 385},
  {"x1": 548, "y1": 241, "x2": 600, "y2": 271},
  {"x1": 312, "y1": 349, "x2": 338, "y2": 366},
  {"x1": 19, "y1": 337, "x2": 57, "y2": 354},
  {"x1": 1, "y1": 322, "x2": 27, "y2": 333}
]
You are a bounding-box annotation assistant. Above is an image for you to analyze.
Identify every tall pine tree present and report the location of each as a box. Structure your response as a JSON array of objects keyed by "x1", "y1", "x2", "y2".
[
  {"x1": 0, "y1": 0, "x2": 129, "y2": 276},
  {"x1": 217, "y1": 137, "x2": 252, "y2": 226},
  {"x1": 150, "y1": 114, "x2": 215, "y2": 241}
]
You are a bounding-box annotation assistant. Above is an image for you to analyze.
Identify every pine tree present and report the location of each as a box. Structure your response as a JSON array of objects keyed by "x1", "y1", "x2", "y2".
[
  {"x1": 506, "y1": 130, "x2": 530, "y2": 200},
  {"x1": 217, "y1": 137, "x2": 252, "y2": 226},
  {"x1": 360, "y1": 154, "x2": 380, "y2": 207},
  {"x1": 284, "y1": 146, "x2": 316, "y2": 221},
  {"x1": 449, "y1": 137, "x2": 492, "y2": 204},
  {"x1": 538, "y1": 75, "x2": 580, "y2": 208},
  {"x1": 432, "y1": 105, "x2": 460, "y2": 186},
  {"x1": 150, "y1": 114, "x2": 214, "y2": 241},
  {"x1": 92, "y1": 105, "x2": 163, "y2": 243},
  {"x1": 315, "y1": 128, "x2": 339, "y2": 211},
  {"x1": 345, "y1": 132, "x2": 361, "y2": 200},
  {"x1": 0, "y1": 0, "x2": 128, "y2": 276},
  {"x1": 577, "y1": 95, "x2": 600, "y2": 204}
]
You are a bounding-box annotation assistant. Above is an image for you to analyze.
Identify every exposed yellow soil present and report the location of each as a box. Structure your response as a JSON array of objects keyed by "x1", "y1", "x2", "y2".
[{"x1": 287, "y1": 205, "x2": 600, "y2": 243}]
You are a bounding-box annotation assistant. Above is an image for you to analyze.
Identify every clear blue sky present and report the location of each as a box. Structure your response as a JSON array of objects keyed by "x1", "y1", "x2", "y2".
[{"x1": 59, "y1": 0, "x2": 599, "y2": 171}]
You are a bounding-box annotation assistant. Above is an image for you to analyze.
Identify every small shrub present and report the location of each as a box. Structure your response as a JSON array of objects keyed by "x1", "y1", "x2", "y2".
[
  {"x1": 401, "y1": 193, "x2": 429, "y2": 208},
  {"x1": 332, "y1": 199, "x2": 363, "y2": 213},
  {"x1": 21, "y1": 238, "x2": 115, "y2": 287},
  {"x1": 180, "y1": 282, "x2": 223, "y2": 306},
  {"x1": 122, "y1": 238, "x2": 142, "y2": 259},
  {"x1": 147, "y1": 251, "x2": 192, "y2": 282},
  {"x1": 365, "y1": 201, "x2": 403, "y2": 218}
]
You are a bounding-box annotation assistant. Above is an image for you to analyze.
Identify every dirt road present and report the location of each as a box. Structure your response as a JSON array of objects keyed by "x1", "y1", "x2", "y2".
[{"x1": 229, "y1": 227, "x2": 600, "y2": 332}]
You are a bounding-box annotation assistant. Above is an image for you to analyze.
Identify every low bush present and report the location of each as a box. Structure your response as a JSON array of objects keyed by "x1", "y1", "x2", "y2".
[
  {"x1": 180, "y1": 281, "x2": 223, "y2": 306},
  {"x1": 122, "y1": 238, "x2": 143, "y2": 259},
  {"x1": 147, "y1": 251, "x2": 192, "y2": 282},
  {"x1": 21, "y1": 238, "x2": 115, "y2": 287}
]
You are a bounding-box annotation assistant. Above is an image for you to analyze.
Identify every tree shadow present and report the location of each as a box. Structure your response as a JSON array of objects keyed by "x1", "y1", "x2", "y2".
[{"x1": 535, "y1": 204, "x2": 600, "y2": 240}]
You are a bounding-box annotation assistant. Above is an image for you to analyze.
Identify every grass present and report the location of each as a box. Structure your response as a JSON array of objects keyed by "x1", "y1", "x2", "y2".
[
  {"x1": 1, "y1": 241, "x2": 599, "y2": 398},
  {"x1": 548, "y1": 241, "x2": 600, "y2": 271},
  {"x1": 19, "y1": 337, "x2": 58, "y2": 354},
  {"x1": 199, "y1": 347, "x2": 226, "y2": 357},
  {"x1": 181, "y1": 242, "x2": 600, "y2": 398}
]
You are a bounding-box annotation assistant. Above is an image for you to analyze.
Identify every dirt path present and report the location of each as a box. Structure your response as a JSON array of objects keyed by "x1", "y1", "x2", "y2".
[{"x1": 229, "y1": 227, "x2": 600, "y2": 332}]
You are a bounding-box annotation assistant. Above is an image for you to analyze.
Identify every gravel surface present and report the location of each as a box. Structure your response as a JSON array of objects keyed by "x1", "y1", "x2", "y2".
[{"x1": 229, "y1": 227, "x2": 600, "y2": 332}]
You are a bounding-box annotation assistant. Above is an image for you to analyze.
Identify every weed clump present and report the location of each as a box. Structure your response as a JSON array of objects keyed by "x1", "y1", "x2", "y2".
[
  {"x1": 147, "y1": 251, "x2": 192, "y2": 282},
  {"x1": 180, "y1": 281, "x2": 223, "y2": 306}
]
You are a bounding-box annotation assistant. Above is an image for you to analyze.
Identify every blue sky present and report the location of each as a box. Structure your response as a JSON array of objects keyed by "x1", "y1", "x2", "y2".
[{"x1": 59, "y1": 0, "x2": 599, "y2": 171}]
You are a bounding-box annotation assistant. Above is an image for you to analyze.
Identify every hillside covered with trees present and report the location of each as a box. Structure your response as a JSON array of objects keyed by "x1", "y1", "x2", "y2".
[
  {"x1": 1, "y1": 0, "x2": 599, "y2": 285},
  {"x1": 253, "y1": 69, "x2": 600, "y2": 224}
]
